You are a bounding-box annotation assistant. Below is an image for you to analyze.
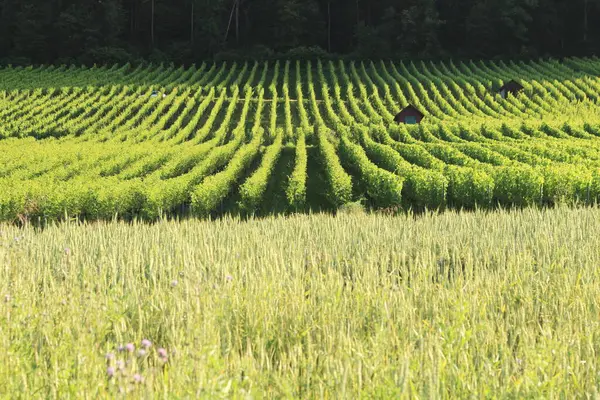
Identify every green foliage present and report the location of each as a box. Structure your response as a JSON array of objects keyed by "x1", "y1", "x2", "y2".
[
  {"x1": 492, "y1": 166, "x2": 544, "y2": 206},
  {"x1": 445, "y1": 166, "x2": 494, "y2": 209},
  {"x1": 337, "y1": 200, "x2": 366, "y2": 215},
  {"x1": 191, "y1": 128, "x2": 265, "y2": 216},
  {"x1": 358, "y1": 125, "x2": 446, "y2": 209},
  {"x1": 541, "y1": 166, "x2": 594, "y2": 205},
  {"x1": 239, "y1": 128, "x2": 284, "y2": 212},
  {"x1": 286, "y1": 127, "x2": 308, "y2": 209},
  {"x1": 1, "y1": 59, "x2": 600, "y2": 221},
  {"x1": 316, "y1": 125, "x2": 353, "y2": 208},
  {"x1": 339, "y1": 134, "x2": 404, "y2": 208}
]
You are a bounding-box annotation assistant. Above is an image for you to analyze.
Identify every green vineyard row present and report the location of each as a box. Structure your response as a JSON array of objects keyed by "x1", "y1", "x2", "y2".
[{"x1": 2, "y1": 58, "x2": 600, "y2": 221}]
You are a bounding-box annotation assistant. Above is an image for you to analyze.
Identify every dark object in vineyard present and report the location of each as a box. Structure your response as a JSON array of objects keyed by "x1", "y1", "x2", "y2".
[
  {"x1": 498, "y1": 80, "x2": 524, "y2": 98},
  {"x1": 394, "y1": 104, "x2": 425, "y2": 124},
  {"x1": 150, "y1": 90, "x2": 166, "y2": 98}
]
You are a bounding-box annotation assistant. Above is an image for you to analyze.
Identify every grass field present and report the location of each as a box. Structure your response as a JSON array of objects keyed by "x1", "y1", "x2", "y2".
[
  {"x1": 3, "y1": 58, "x2": 600, "y2": 397},
  {"x1": 1, "y1": 207, "x2": 600, "y2": 397},
  {"x1": 2, "y1": 59, "x2": 600, "y2": 222}
]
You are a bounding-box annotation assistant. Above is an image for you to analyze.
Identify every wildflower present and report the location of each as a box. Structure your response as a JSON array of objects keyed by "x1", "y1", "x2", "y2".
[
  {"x1": 157, "y1": 348, "x2": 168, "y2": 359},
  {"x1": 4, "y1": 294, "x2": 11, "y2": 303},
  {"x1": 107, "y1": 367, "x2": 115, "y2": 378},
  {"x1": 225, "y1": 275, "x2": 233, "y2": 282},
  {"x1": 137, "y1": 349, "x2": 146, "y2": 357},
  {"x1": 141, "y1": 339, "x2": 152, "y2": 349},
  {"x1": 125, "y1": 343, "x2": 135, "y2": 353},
  {"x1": 117, "y1": 345, "x2": 125, "y2": 352},
  {"x1": 64, "y1": 247, "x2": 71, "y2": 255},
  {"x1": 133, "y1": 374, "x2": 143, "y2": 383},
  {"x1": 116, "y1": 360, "x2": 125, "y2": 370},
  {"x1": 105, "y1": 353, "x2": 115, "y2": 362},
  {"x1": 171, "y1": 280, "x2": 178, "y2": 287}
]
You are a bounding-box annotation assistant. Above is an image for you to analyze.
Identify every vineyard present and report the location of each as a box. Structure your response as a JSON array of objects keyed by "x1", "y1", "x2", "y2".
[{"x1": 2, "y1": 58, "x2": 600, "y2": 221}]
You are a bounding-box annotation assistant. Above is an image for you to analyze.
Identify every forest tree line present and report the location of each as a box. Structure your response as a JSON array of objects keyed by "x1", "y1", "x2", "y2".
[{"x1": 0, "y1": 0, "x2": 599, "y2": 65}]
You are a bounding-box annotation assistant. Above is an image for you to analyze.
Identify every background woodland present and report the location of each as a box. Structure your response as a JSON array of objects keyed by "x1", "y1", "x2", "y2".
[{"x1": 0, "y1": 0, "x2": 599, "y2": 65}]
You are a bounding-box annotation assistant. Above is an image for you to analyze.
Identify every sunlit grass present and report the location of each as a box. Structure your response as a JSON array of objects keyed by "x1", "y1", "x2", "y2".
[{"x1": 1, "y1": 206, "x2": 599, "y2": 398}]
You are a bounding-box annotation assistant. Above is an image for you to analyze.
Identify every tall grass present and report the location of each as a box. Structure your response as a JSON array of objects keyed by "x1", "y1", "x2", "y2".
[{"x1": 1, "y1": 206, "x2": 599, "y2": 398}]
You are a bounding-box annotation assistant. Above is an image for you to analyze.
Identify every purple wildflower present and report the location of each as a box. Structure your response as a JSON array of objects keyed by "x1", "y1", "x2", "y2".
[
  {"x1": 107, "y1": 367, "x2": 115, "y2": 378},
  {"x1": 225, "y1": 275, "x2": 233, "y2": 282},
  {"x1": 117, "y1": 345, "x2": 125, "y2": 352},
  {"x1": 141, "y1": 339, "x2": 151, "y2": 349},
  {"x1": 171, "y1": 280, "x2": 178, "y2": 287},
  {"x1": 133, "y1": 374, "x2": 143, "y2": 383},
  {"x1": 125, "y1": 343, "x2": 135, "y2": 353},
  {"x1": 157, "y1": 348, "x2": 167, "y2": 359},
  {"x1": 64, "y1": 247, "x2": 71, "y2": 255},
  {"x1": 137, "y1": 349, "x2": 147, "y2": 357}
]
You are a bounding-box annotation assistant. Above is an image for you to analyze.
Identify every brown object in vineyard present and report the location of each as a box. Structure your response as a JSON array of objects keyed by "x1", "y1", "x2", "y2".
[
  {"x1": 394, "y1": 104, "x2": 425, "y2": 125},
  {"x1": 498, "y1": 80, "x2": 524, "y2": 98}
]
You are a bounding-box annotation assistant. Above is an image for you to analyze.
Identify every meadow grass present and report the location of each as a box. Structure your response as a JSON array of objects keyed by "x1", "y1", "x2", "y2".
[{"x1": 1, "y1": 206, "x2": 599, "y2": 398}]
